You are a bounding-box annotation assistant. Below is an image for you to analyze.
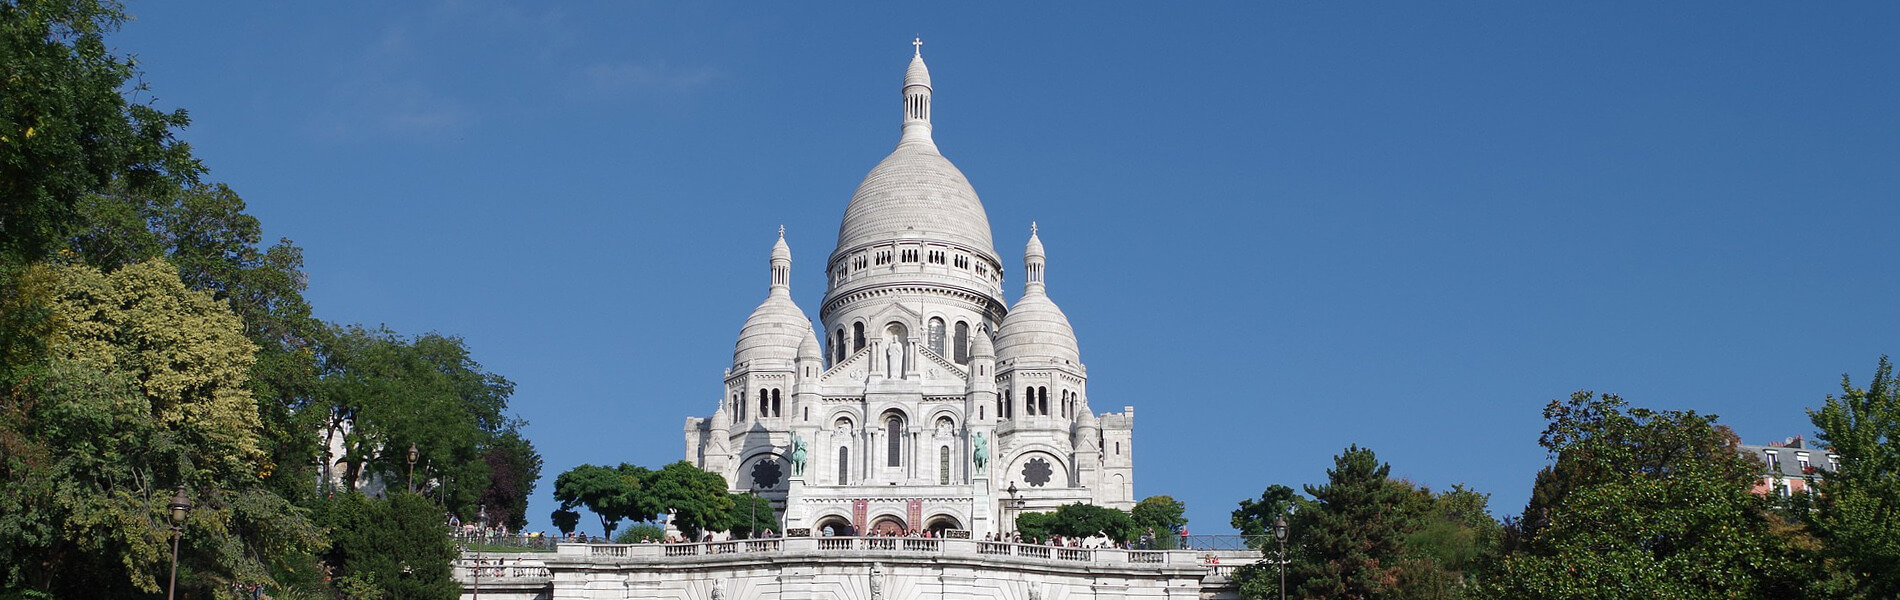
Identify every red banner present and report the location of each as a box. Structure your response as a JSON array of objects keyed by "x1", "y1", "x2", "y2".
[
  {"x1": 907, "y1": 499, "x2": 922, "y2": 532},
  {"x1": 852, "y1": 499, "x2": 869, "y2": 535}
]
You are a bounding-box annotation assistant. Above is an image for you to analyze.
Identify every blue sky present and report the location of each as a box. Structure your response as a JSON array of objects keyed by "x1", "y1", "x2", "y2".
[{"x1": 113, "y1": 2, "x2": 1900, "y2": 534}]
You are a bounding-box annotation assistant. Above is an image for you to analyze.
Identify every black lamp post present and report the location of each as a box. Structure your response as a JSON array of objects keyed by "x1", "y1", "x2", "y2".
[
  {"x1": 1004, "y1": 481, "x2": 1026, "y2": 534},
  {"x1": 749, "y1": 489, "x2": 759, "y2": 539},
  {"x1": 166, "y1": 486, "x2": 192, "y2": 600},
  {"x1": 406, "y1": 442, "x2": 419, "y2": 493},
  {"x1": 1272, "y1": 514, "x2": 1289, "y2": 600}
]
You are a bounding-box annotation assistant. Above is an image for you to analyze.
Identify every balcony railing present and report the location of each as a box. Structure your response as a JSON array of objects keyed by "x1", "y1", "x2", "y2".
[{"x1": 556, "y1": 536, "x2": 1223, "y2": 568}]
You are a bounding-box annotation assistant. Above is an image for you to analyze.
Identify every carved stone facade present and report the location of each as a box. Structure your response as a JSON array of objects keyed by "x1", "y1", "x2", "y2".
[{"x1": 682, "y1": 42, "x2": 1135, "y2": 538}]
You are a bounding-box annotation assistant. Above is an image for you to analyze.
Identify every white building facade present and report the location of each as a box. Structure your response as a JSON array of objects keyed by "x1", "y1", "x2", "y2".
[{"x1": 682, "y1": 43, "x2": 1135, "y2": 539}]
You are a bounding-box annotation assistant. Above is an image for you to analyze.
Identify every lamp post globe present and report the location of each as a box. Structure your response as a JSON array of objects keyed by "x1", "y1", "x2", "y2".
[
  {"x1": 1271, "y1": 514, "x2": 1289, "y2": 600},
  {"x1": 166, "y1": 486, "x2": 192, "y2": 600},
  {"x1": 406, "y1": 442, "x2": 419, "y2": 492}
]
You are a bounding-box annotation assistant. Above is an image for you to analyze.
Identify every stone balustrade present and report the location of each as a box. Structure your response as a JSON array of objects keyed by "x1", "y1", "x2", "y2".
[
  {"x1": 457, "y1": 540, "x2": 1260, "y2": 599},
  {"x1": 554, "y1": 536, "x2": 1213, "y2": 568}
]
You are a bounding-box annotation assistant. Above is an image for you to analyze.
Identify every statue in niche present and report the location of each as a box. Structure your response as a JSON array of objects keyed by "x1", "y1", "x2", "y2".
[
  {"x1": 885, "y1": 341, "x2": 903, "y2": 378},
  {"x1": 973, "y1": 433, "x2": 989, "y2": 470},
  {"x1": 790, "y1": 435, "x2": 808, "y2": 476},
  {"x1": 869, "y1": 563, "x2": 886, "y2": 600},
  {"x1": 710, "y1": 579, "x2": 724, "y2": 600}
]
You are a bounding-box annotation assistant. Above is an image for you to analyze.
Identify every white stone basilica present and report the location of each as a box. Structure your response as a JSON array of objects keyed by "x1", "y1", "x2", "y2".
[
  {"x1": 682, "y1": 42, "x2": 1134, "y2": 538},
  {"x1": 451, "y1": 43, "x2": 1257, "y2": 600}
]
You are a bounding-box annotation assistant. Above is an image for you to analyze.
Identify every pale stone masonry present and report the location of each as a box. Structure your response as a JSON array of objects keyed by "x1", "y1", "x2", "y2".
[
  {"x1": 454, "y1": 41, "x2": 1241, "y2": 600},
  {"x1": 682, "y1": 41, "x2": 1134, "y2": 538}
]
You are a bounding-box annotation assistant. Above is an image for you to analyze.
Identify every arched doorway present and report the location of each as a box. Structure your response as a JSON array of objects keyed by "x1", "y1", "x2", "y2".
[
  {"x1": 924, "y1": 515, "x2": 963, "y2": 536},
  {"x1": 814, "y1": 515, "x2": 855, "y2": 537},
  {"x1": 869, "y1": 516, "x2": 907, "y2": 536}
]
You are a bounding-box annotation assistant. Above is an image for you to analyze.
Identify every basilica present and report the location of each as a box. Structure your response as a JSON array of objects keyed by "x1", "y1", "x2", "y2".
[
  {"x1": 455, "y1": 44, "x2": 1243, "y2": 600},
  {"x1": 682, "y1": 42, "x2": 1135, "y2": 538}
]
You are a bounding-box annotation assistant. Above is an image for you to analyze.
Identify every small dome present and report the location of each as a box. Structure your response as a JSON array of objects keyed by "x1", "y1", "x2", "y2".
[
  {"x1": 995, "y1": 293, "x2": 1080, "y2": 366},
  {"x1": 970, "y1": 324, "x2": 995, "y2": 358},
  {"x1": 1076, "y1": 408, "x2": 1098, "y2": 430},
  {"x1": 905, "y1": 51, "x2": 931, "y2": 90},
  {"x1": 798, "y1": 328, "x2": 822, "y2": 361},
  {"x1": 733, "y1": 294, "x2": 813, "y2": 366}
]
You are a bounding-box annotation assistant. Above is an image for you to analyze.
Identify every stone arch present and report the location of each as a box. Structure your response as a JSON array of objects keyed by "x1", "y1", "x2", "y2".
[
  {"x1": 924, "y1": 514, "x2": 963, "y2": 535},
  {"x1": 868, "y1": 514, "x2": 908, "y2": 535},
  {"x1": 813, "y1": 513, "x2": 856, "y2": 537}
]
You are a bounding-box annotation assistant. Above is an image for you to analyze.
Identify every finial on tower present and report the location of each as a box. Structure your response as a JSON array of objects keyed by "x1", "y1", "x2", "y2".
[
  {"x1": 778, "y1": 224, "x2": 785, "y2": 239},
  {"x1": 1030, "y1": 221, "x2": 1038, "y2": 236},
  {"x1": 913, "y1": 37, "x2": 923, "y2": 56}
]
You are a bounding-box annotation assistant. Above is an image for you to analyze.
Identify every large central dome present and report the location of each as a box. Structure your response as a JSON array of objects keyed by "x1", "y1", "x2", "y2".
[
  {"x1": 835, "y1": 143, "x2": 996, "y2": 257},
  {"x1": 831, "y1": 47, "x2": 997, "y2": 261}
]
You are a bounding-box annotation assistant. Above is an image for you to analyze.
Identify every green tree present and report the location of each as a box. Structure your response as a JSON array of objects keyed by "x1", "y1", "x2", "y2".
[
  {"x1": 0, "y1": 260, "x2": 323, "y2": 597},
  {"x1": 613, "y1": 523, "x2": 666, "y2": 544},
  {"x1": 318, "y1": 325, "x2": 529, "y2": 520},
  {"x1": 1809, "y1": 357, "x2": 1900, "y2": 598},
  {"x1": 0, "y1": 0, "x2": 202, "y2": 266},
  {"x1": 643, "y1": 461, "x2": 734, "y2": 539},
  {"x1": 1132, "y1": 495, "x2": 1187, "y2": 548},
  {"x1": 317, "y1": 491, "x2": 459, "y2": 600},
  {"x1": 1289, "y1": 445, "x2": 1415, "y2": 600},
  {"x1": 1013, "y1": 503, "x2": 1136, "y2": 543},
  {"x1": 550, "y1": 509, "x2": 581, "y2": 536},
  {"x1": 1231, "y1": 484, "x2": 1309, "y2": 600},
  {"x1": 1485, "y1": 391, "x2": 1797, "y2": 600},
  {"x1": 729, "y1": 492, "x2": 778, "y2": 538},
  {"x1": 552, "y1": 464, "x2": 638, "y2": 538}
]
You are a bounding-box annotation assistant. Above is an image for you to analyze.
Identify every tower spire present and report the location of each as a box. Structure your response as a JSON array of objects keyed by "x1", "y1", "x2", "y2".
[
  {"x1": 770, "y1": 228, "x2": 792, "y2": 295},
  {"x1": 901, "y1": 39, "x2": 934, "y2": 145},
  {"x1": 1024, "y1": 224, "x2": 1046, "y2": 295}
]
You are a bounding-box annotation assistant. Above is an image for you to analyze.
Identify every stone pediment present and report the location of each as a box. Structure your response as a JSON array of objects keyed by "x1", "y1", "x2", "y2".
[
  {"x1": 915, "y1": 346, "x2": 967, "y2": 382},
  {"x1": 819, "y1": 347, "x2": 873, "y2": 384}
]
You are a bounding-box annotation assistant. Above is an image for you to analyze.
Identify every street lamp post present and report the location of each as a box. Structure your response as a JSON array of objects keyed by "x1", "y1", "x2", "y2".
[
  {"x1": 1272, "y1": 514, "x2": 1289, "y2": 600},
  {"x1": 749, "y1": 489, "x2": 759, "y2": 539},
  {"x1": 406, "y1": 443, "x2": 419, "y2": 493},
  {"x1": 1004, "y1": 481, "x2": 1026, "y2": 535},
  {"x1": 166, "y1": 486, "x2": 192, "y2": 600}
]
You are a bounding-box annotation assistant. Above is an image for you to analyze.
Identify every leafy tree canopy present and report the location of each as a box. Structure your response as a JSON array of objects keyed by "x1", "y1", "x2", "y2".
[
  {"x1": 1485, "y1": 391, "x2": 1800, "y2": 600},
  {"x1": 1809, "y1": 357, "x2": 1900, "y2": 599}
]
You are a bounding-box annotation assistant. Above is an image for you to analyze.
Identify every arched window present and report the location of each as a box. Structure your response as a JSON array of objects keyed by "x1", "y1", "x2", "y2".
[
  {"x1": 838, "y1": 446, "x2": 850, "y2": 485},
  {"x1": 953, "y1": 322, "x2": 970, "y2": 364},
  {"x1": 835, "y1": 328, "x2": 846, "y2": 363},
  {"x1": 1039, "y1": 387, "x2": 1049, "y2": 416},
  {"x1": 1024, "y1": 387, "x2": 1035, "y2": 416},
  {"x1": 771, "y1": 389, "x2": 781, "y2": 417},
  {"x1": 759, "y1": 389, "x2": 769, "y2": 419},
  {"x1": 886, "y1": 416, "x2": 903, "y2": 467},
  {"x1": 853, "y1": 323, "x2": 865, "y2": 352},
  {"x1": 940, "y1": 446, "x2": 951, "y2": 485},
  {"x1": 928, "y1": 318, "x2": 946, "y2": 355}
]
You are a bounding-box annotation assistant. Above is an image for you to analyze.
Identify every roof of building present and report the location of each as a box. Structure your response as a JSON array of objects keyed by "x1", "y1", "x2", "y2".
[{"x1": 834, "y1": 47, "x2": 997, "y2": 261}]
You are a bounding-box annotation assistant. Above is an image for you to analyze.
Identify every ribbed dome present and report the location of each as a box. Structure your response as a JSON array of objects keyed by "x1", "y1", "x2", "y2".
[
  {"x1": 995, "y1": 292, "x2": 1081, "y2": 366},
  {"x1": 836, "y1": 144, "x2": 996, "y2": 256},
  {"x1": 734, "y1": 294, "x2": 813, "y2": 366},
  {"x1": 736, "y1": 230, "x2": 814, "y2": 366},
  {"x1": 997, "y1": 225, "x2": 1079, "y2": 365}
]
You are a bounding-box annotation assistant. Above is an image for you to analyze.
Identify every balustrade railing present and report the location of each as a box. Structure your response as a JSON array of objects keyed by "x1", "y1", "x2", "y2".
[{"x1": 529, "y1": 537, "x2": 1251, "y2": 572}]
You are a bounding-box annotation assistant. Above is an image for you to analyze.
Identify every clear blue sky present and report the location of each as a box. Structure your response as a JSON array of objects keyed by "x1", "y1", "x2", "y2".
[{"x1": 113, "y1": 2, "x2": 1900, "y2": 534}]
